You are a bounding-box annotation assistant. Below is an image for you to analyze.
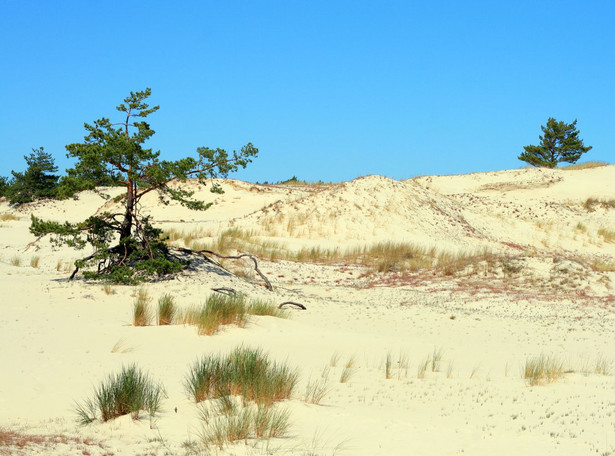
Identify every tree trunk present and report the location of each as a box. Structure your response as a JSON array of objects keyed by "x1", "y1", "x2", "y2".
[{"x1": 120, "y1": 180, "x2": 134, "y2": 241}]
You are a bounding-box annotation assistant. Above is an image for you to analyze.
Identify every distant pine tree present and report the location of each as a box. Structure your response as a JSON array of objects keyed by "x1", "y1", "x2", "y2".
[{"x1": 519, "y1": 118, "x2": 592, "y2": 168}]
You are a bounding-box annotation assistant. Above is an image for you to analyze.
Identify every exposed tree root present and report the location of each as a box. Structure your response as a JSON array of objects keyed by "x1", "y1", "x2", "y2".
[{"x1": 211, "y1": 287, "x2": 237, "y2": 295}]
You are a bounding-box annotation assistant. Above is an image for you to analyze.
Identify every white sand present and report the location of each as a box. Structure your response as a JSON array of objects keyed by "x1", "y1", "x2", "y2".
[{"x1": 1, "y1": 166, "x2": 614, "y2": 455}]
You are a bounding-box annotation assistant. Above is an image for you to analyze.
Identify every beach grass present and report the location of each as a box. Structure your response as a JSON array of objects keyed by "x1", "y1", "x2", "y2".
[{"x1": 75, "y1": 364, "x2": 165, "y2": 424}]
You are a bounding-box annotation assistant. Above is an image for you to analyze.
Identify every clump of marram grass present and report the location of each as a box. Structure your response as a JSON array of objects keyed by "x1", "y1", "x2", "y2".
[
  {"x1": 157, "y1": 294, "x2": 176, "y2": 325},
  {"x1": 523, "y1": 354, "x2": 566, "y2": 386},
  {"x1": 199, "y1": 399, "x2": 291, "y2": 450},
  {"x1": 75, "y1": 364, "x2": 165, "y2": 425},
  {"x1": 197, "y1": 294, "x2": 248, "y2": 335},
  {"x1": 248, "y1": 299, "x2": 288, "y2": 318},
  {"x1": 30, "y1": 256, "x2": 40, "y2": 268},
  {"x1": 185, "y1": 346, "x2": 298, "y2": 406},
  {"x1": 133, "y1": 288, "x2": 152, "y2": 327},
  {"x1": 10, "y1": 256, "x2": 21, "y2": 267}
]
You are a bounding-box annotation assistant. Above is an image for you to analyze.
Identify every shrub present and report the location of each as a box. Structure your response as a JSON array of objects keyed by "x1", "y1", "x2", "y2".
[{"x1": 75, "y1": 364, "x2": 165, "y2": 424}]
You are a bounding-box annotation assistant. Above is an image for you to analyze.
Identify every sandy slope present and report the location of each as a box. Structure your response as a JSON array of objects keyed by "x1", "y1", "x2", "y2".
[{"x1": 1, "y1": 166, "x2": 615, "y2": 455}]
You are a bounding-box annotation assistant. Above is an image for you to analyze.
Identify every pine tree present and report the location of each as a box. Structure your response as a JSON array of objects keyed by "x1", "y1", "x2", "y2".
[
  {"x1": 30, "y1": 88, "x2": 258, "y2": 283},
  {"x1": 519, "y1": 118, "x2": 592, "y2": 168},
  {"x1": 6, "y1": 147, "x2": 59, "y2": 204}
]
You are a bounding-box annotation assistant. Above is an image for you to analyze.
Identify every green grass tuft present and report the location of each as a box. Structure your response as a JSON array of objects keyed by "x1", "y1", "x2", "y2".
[
  {"x1": 185, "y1": 346, "x2": 298, "y2": 406},
  {"x1": 157, "y1": 294, "x2": 176, "y2": 325},
  {"x1": 75, "y1": 364, "x2": 165, "y2": 424}
]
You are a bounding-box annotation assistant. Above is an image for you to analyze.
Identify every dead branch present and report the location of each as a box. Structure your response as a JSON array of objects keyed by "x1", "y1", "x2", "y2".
[
  {"x1": 212, "y1": 287, "x2": 237, "y2": 295},
  {"x1": 278, "y1": 301, "x2": 306, "y2": 310},
  {"x1": 177, "y1": 248, "x2": 273, "y2": 291}
]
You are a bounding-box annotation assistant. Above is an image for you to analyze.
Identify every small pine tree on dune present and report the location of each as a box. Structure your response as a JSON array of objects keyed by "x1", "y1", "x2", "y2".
[
  {"x1": 30, "y1": 88, "x2": 258, "y2": 283},
  {"x1": 5, "y1": 147, "x2": 60, "y2": 205},
  {"x1": 519, "y1": 117, "x2": 592, "y2": 168}
]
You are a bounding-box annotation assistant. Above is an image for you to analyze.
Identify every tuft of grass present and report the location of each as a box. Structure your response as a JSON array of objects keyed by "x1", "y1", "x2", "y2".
[
  {"x1": 593, "y1": 355, "x2": 612, "y2": 376},
  {"x1": 339, "y1": 356, "x2": 357, "y2": 383},
  {"x1": 431, "y1": 347, "x2": 444, "y2": 372},
  {"x1": 197, "y1": 294, "x2": 247, "y2": 335},
  {"x1": 185, "y1": 346, "x2": 298, "y2": 406},
  {"x1": 329, "y1": 351, "x2": 340, "y2": 367},
  {"x1": 133, "y1": 288, "x2": 152, "y2": 327},
  {"x1": 110, "y1": 338, "x2": 134, "y2": 354},
  {"x1": 10, "y1": 256, "x2": 21, "y2": 267},
  {"x1": 385, "y1": 352, "x2": 393, "y2": 379},
  {"x1": 417, "y1": 357, "x2": 430, "y2": 379},
  {"x1": 199, "y1": 401, "x2": 290, "y2": 450},
  {"x1": 523, "y1": 354, "x2": 565, "y2": 386},
  {"x1": 563, "y1": 161, "x2": 609, "y2": 171},
  {"x1": 248, "y1": 298, "x2": 288, "y2": 318},
  {"x1": 75, "y1": 364, "x2": 165, "y2": 424},
  {"x1": 598, "y1": 228, "x2": 615, "y2": 243},
  {"x1": 30, "y1": 256, "x2": 40, "y2": 268},
  {"x1": 157, "y1": 294, "x2": 176, "y2": 325},
  {"x1": 0, "y1": 213, "x2": 19, "y2": 221},
  {"x1": 103, "y1": 284, "x2": 116, "y2": 295},
  {"x1": 304, "y1": 366, "x2": 331, "y2": 405}
]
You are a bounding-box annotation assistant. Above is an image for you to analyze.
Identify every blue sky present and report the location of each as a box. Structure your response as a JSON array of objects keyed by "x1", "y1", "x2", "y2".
[{"x1": 1, "y1": 1, "x2": 613, "y2": 183}]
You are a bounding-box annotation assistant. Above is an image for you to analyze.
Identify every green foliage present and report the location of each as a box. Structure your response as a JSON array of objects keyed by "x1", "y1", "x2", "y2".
[
  {"x1": 30, "y1": 88, "x2": 258, "y2": 283},
  {"x1": 5, "y1": 147, "x2": 59, "y2": 205},
  {"x1": 75, "y1": 364, "x2": 165, "y2": 424},
  {"x1": 0, "y1": 176, "x2": 9, "y2": 198},
  {"x1": 519, "y1": 118, "x2": 592, "y2": 168}
]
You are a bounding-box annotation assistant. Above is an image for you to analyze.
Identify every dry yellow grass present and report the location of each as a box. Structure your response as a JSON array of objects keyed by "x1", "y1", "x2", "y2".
[{"x1": 562, "y1": 161, "x2": 610, "y2": 171}]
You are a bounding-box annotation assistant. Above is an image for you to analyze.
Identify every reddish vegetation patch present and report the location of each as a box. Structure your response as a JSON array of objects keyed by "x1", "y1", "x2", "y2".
[{"x1": 0, "y1": 428, "x2": 112, "y2": 455}]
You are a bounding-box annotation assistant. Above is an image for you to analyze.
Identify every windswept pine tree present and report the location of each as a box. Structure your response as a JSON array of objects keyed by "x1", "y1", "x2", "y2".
[
  {"x1": 519, "y1": 118, "x2": 592, "y2": 168},
  {"x1": 31, "y1": 88, "x2": 258, "y2": 283},
  {"x1": 5, "y1": 147, "x2": 60, "y2": 205}
]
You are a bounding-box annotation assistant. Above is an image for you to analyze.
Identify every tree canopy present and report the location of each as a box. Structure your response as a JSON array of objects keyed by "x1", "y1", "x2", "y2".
[
  {"x1": 31, "y1": 88, "x2": 258, "y2": 283},
  {"x1": 519, "y1": 118, "x2": 592, "y2": 168}
]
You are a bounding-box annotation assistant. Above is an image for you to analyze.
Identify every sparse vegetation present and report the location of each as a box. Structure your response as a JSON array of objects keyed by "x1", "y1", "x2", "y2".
[
  {"x1": 339, "y1": 356, "x2": 357, "y2": 383},
  {"x1": 598, "y1": 228, "x2": 615, "y2": 243},
  {"x1": 523, "y1": 354, "x2": 566, "y2": 386},
  {"x1": 74, "y1": 364, "x2": 165, "y2": 424},
  {"x1": 133, "y1": 288, "x2": 152, "y2": 326},
  {"x1": 0, "y1": 213, "x2": 19, "y2": 221},
  {"x1": 157, "y1": 294, "x2": 176, "y2": 325},
  {"x1": 583, "y1": 198, "x2": 615, "y2": 212},
  {"x1": 304, "y1": 366, "x2": 331, "y2": 405},
  {"x1": 198, "y1": 399, "x2": 290, "y2": 450},
  {"x1": 10, "y1": 255, "x2": 21, "y2": 267},
  {"x1": 184, "y1": 346, "x2": 298, "y2": 406},
  {"x1": 29, "y1": 256, "x2": 40, "y2": 268},
  {"x1": 563, "y1": 161, "x2": 609, "y2": 170}
]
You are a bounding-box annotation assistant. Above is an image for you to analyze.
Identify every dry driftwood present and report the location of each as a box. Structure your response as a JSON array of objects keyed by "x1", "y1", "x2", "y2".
[
  {"x1": 278, "y1": 301, "x2": 307, "y2": 310},
  {"x1": 177, "y1": 247, "x2": 273, "y2": 291},
  {"x1": 211, "y1": 287, "x2": 237, "y2": 295}
]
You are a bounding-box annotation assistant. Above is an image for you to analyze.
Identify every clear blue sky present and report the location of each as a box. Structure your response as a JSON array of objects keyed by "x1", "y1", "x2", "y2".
[{"x1": 1, "y1": 1, "x2": 613, "y2": 183}]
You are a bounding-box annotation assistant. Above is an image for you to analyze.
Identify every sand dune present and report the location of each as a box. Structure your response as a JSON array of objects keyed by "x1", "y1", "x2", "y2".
[{"x1": 1, "y1": 166, "x2": 614, "y2": 455}]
